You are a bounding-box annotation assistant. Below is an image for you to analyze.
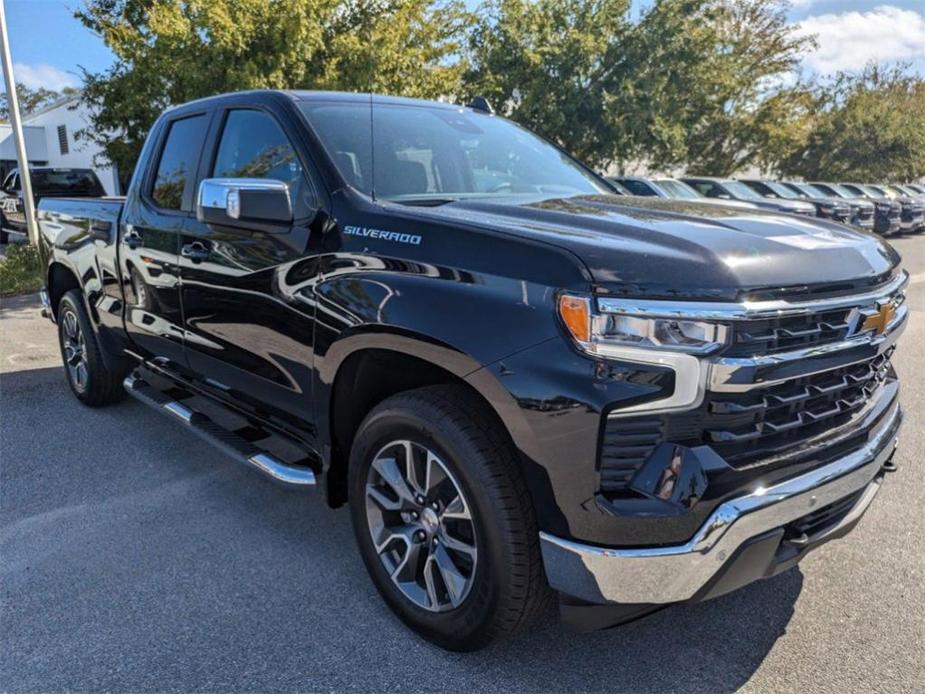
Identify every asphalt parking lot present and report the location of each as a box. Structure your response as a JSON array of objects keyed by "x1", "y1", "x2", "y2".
[{"x1": 2, "y1": 235, "x2": 924, "y2": 693}]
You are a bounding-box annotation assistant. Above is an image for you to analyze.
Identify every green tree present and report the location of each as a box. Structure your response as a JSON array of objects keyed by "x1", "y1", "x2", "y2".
[
  {"x1": 465, "y1": 0, "x2": 633, "y2": 169},
  {"x1": 465, "y1": 0, "x2": 815, "y2": 174},
  {"x1": 0, "y1": 84, "x2": 77, "y2": 121},
  {"x1": 773, "y1": 64, "x2": 925, "y2": 182},
  {"x1": 676, "y1": 0, "x2": 816, "y2": 176},
  {"x1": 76, "y1": 0, "x2": 473, "y2": 186}
]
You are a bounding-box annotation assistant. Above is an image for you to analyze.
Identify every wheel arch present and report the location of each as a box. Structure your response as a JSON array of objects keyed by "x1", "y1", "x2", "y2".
[
  {"x1": 320, "y1": 332, "x2": 534, "y2": 508},
  {"x1": 46, "y1": 261, "x2": 82, "y2": 319}
]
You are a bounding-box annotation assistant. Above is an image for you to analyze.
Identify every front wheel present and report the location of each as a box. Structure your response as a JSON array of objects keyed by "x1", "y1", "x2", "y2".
[{"x1": 348, "y1": 385, "x2": 551, "y2": 651}]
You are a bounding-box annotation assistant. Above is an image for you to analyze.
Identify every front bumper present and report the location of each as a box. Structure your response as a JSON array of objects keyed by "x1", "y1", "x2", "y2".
[{"x1": 540, "y1": 400, "x2": 900, "y2": 606}]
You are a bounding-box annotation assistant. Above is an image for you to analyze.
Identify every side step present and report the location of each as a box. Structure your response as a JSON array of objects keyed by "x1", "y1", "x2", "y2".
[{"x1": 123, "y1": 372, "x2": 317, "y2": 490}]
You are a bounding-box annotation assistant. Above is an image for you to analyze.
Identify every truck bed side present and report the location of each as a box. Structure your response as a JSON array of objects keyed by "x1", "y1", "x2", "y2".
[{"x1": 38, "y1": 196, "x2": 129, "y2": 366}]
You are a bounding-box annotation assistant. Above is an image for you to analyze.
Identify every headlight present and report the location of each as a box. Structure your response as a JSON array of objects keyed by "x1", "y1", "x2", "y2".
[{"x1": 558, "y1": 295, "x2": 729, "y2": 356}]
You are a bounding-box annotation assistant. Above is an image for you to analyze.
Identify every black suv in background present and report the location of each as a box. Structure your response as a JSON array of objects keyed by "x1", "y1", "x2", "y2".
[
  {"x1": 804, "y1": 182, "x2": 900, "y2": 236},
  {"x1": 682, "y1": 176, "x2": 815, "y2": 216},
  {"x1": 35, "y1": 90, "x2": 907, "y2": 651},
  {"x1": 739, "y1": 179, "x2": 856, "y2": 226},
  {"x1": 838, "y1": 183, "x2": 917, "y2": 234},
  {"x1": 0, "y1": 167, "x2": 107, "y2": 244}
]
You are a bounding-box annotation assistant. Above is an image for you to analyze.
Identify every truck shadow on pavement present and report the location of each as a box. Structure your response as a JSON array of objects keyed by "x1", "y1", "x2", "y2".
[{"x1": 1, "y1": 365, "x2": 801, "y2": 692}]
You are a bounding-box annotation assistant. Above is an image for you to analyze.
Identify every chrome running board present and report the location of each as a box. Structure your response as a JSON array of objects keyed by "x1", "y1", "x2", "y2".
[{"x1": 123, "y1": 372, "x2": 317, "y2": 490}]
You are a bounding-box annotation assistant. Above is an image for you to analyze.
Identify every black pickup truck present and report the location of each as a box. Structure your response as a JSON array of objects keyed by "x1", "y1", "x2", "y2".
[{"x1": 37, "y1": 90, "x2": 907, "y2": 651}]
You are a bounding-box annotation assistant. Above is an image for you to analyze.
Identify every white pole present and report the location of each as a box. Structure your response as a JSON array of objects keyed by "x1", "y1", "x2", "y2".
[{"x1": 0, "y1": 0, "x2": 38, "y2": 246}]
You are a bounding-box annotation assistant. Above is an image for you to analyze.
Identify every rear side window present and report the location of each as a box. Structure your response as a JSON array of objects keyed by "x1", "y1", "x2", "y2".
[
  {"x1": 151, "y1": 114, "x2": 208, "y2": 210},
  {"x1": 212, "y1": 110, "x2": 304, "y2": 201}
]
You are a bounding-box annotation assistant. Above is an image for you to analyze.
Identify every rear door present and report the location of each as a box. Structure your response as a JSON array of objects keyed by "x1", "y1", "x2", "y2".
[
  {"x1": 119, "y1": 111, "x2": 211, "y2": 368},
  {"x1": 178, "y1": 102, "x2": 326, "y2": 439}
]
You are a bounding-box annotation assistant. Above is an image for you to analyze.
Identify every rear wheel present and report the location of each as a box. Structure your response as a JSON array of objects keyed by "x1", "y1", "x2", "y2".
[
  {"x1": 348, "y1": 385, "x2": 551, "y2": 651},
  {"x1": 57, "y1": 290, "x2": 128, "y2": 406}
]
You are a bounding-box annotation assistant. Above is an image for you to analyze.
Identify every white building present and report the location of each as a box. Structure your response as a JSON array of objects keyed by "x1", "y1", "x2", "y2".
[{"x1": 0, "y1": 94, "x2": 120, "y2": 195}]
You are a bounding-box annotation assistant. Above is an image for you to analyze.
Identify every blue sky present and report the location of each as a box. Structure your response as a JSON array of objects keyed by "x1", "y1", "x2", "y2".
[{"x1": 6, "y1": 0, "x2": 925, "y2": 92}]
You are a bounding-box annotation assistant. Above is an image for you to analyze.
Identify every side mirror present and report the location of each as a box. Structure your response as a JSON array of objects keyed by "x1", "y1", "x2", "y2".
[
  {"x1": 197, "y1": 178, "x2": 293, "y2": 230},
  {"x1": 717, "y1": 193, "x2": 732, "y2": 200}
]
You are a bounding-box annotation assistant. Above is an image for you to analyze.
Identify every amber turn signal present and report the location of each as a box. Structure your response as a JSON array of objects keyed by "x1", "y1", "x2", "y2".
[{"x1": 558, "y1": 295, "x2": 592, "y2": 344}]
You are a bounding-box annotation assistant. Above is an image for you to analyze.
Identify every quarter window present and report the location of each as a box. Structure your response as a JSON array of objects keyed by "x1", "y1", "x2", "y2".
[
  {"x1": 151, "y1": 114, "x2": 208, "y2": 210},
  {"x1": 212, "y1": 110, "x2": 303, "y2": 201}
]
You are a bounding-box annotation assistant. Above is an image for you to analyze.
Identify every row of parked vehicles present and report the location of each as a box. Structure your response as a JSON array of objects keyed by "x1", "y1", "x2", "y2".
[{"x1": 608, "y1": 175, "x2": 925, "y2": 236}]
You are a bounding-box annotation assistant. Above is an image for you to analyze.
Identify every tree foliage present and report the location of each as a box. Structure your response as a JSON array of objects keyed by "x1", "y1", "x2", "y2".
[
  {"x1": 773, "y1": 64, "x2": 925, "y2": 182},
  {"x1": 75, "y1": 0, "x2": 925, "y2": 183},
  {"x1": 465, "y1": 0, "x2": 816, "y2": 174},
  {"x1": 76, "y1": 0, "x2": 472, "y2": 184},
  {"x1": 0, "y1": 84, "x2": 78, "y2": 121}
]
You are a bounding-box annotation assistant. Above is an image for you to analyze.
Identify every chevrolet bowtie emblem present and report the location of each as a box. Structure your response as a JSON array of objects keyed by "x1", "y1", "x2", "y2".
[{"x1": 853, "y1": 301, "x2": 897, "y2": 337}]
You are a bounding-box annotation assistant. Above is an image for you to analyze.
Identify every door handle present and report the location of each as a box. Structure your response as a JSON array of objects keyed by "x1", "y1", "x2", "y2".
[
  {"x1": 123, "y1": 230, "x2": 143, "y2": 249},
  {"x1": 181, "y1": 241, "x2": 211, "y2": 262}
]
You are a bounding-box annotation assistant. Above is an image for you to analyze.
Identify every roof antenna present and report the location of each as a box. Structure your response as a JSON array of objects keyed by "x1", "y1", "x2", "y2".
[{"x1": 467, "y1": 96, "x2": 494, "y2": 114}]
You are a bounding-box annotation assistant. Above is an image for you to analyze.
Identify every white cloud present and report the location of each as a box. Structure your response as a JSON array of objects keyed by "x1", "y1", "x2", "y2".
[
  {"x1": 793, "y1": 5, "x2": 925, "y2": 73},
  {"x1": 11, "y1": 63, "x2": 79, "y2": 91}
]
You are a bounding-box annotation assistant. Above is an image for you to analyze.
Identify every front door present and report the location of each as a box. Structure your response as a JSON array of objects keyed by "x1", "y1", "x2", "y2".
[
  {"x1": 179, "y1": 105, "x2": 325, "y2": 440},
  {"x1": 119, "y1": 112, "x2": 211, "y2": 369}
]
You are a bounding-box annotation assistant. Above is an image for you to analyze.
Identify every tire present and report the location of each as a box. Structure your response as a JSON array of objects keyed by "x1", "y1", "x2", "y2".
[
  {"x1": 57, "y1": 289, "x2": 128, "y2": 406},
  {"x1": 348, "y1": 384, "x2": 551, "y2": 651}
]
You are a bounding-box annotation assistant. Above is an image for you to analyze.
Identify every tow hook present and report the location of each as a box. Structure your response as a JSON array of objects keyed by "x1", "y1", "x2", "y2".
[{"x1": 882, "y1": 444, "x2": 899, "y2": 473}]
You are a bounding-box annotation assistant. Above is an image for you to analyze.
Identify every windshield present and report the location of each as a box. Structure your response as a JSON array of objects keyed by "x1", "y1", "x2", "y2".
[
  {"x1": 722, "y1": 181, "x2": 763, "y2": 200},
  {"x1": 299, "y1": 101, "x2": 609, "y2": 202},
  {"x1": 785, "y1": 182, "x2": 818, "y2": 198},
  {"x1": 653, "y1": 179, "x2": 701, "y2": 199},
  {"x1": 866, "y1": 185, "x2": 893, "y2": 199},
  {"x1": 763, "y1": 181, "x2": 799, "y2": 199}
]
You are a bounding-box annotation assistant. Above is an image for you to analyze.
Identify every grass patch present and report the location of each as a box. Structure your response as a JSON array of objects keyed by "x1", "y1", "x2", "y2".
[{"x1": 0, "y1": 243, "x2": 43, "y2": 297}]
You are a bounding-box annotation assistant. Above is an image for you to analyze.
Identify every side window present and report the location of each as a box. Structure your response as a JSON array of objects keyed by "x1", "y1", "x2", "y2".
[
  {"x1": 688, "y1": 181, "x2": 718, "y2": 197},
  {"x1": 151, "y1": 114, "x2": 208, "y2": 211},
  {"x1": 212, "y1": 110, "x2": 303, "y2": 201},
  {"x1": 622, "y1": 180, "x2": 655, "y2": 196}
]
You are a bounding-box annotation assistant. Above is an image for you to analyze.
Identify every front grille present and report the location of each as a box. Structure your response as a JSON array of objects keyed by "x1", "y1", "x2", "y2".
[
  {"x1": 725, "y1": 307, "x2": 855, "y2": 357},
  {"x1": 597, "y1": 277, "x2": 905, "y2": 497},
  {"x1": 671, "y1": 350, "x2": 894, "y2": 469},
  {"x1": 599, "y1": 351, "x2": 896, "y2": 493}
]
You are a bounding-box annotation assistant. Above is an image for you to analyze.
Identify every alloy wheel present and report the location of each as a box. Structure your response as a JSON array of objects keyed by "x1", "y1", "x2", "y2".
[
  {"x1": 61, "y1": 309, "x2": 88, "y2": 392},
  {"x1": 365, "y1": 440, "x2": 478, "y2": 612}
]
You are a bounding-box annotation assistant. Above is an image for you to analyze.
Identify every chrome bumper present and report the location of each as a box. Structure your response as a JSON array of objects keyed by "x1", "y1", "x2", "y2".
[{"x1": 540, "y1": 401, "x2": 901, "y2": 605}]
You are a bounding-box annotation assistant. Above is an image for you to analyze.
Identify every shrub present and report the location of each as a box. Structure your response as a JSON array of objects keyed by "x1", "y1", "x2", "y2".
[{"x1": 0, "y1": 243, "x2": 43, "y2": 297}]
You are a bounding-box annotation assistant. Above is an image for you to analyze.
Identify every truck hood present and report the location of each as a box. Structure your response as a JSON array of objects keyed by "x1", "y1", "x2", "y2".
[{"x1": 414, "y1": 194, "x2": 900, "y2": 300}]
